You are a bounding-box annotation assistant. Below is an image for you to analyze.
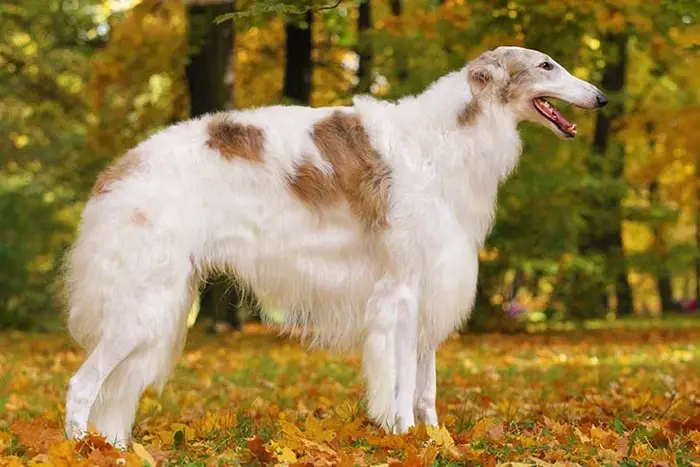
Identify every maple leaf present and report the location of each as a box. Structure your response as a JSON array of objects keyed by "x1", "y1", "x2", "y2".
[
  {"x1": 85, "y1": 449, "x2": 123, "y2": 467},
  {"x1": 0, "y1": 456, "x2": 25, "y2": 467},
  {"x1": 11, "y1": 418, "x2": 64, "y2": 457},
  {"x1": 47, "y1": 440, "x2": 83, "y2": 467},
  {"x1": 0, "y1": 432, "x2": 12, "y2": 454},
  {"x1": 467, "y1": 418, "x2": 496, "y2": 441},
  {"x1": 396, "y1": 444, "x2": 421, "y2": 467},
  {"x1": 334, "y1": 401, "x2": 358, "y2": 422},
  {"x1": 304, "y1": 416, "x2": 335, "y2": 443},
  {"x1": 246, "y1": 435, "x2": 274, "y2": 463},
  {"x1": 74, "y1": 432, "x2": 116, "y2": 458},
  {"x1": 543, "y1": 416, "x2": 571, "y2": 439},
  {"x1": 335, "y1": 418, "x2": 364, "y2": 443},
  {"x1": 132, "y1": 442, "x2": 157, "y2": 467},
  {"x1": 426, "y1": 425, "x2": 455, "y2": 448},
  {"x1": 687, "y1": 430, "x2": 700, "y2": 452},
  {"x1": 590, "y1": 425, "x2": 618, "y2": 449},
  {"x1": 269, "y1": 440, "x2": 298, "y2": 464}
]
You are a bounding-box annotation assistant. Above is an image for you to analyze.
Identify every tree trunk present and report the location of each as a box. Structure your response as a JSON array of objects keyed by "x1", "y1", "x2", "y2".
[
  {"x1": 390, "y1": 0, "x2": 401, "y2": 14},
  {"x1": 582, "y1": 32, "x2": 633, "y2": 317},
  {"x1": 185, "y1": 1, "x2": 241, "y2": 331},
  {"x1": 283, "y1": 10, "x2": 313, "y2": 105},
  {"x1": 696, "y1": 152, "x2": 700, "y2": 304},
  {"x1": 389, "y1": 0, "x2": 408, "y2": 83},
  {"x1": 650, "y1": 180, "x2": 674, "y2": 313},
  {"x1": 645, "y1": 123, "x2": 673, "y2": 313},
  {"x1": 186, "y1": 1, "x2": 235, "y2": 116},
  {"x1": 356, "y1": 0, "x2": 373, "y2": 93}
]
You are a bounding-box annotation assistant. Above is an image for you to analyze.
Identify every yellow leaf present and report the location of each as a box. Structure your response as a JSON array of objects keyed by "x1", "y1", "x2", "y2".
[
  {"x1": 279, "y1": 420, "x2": 304, "y2": 440},
  {"x1": 590, "y1": 425, "x2": 609, "y2": 441},
  {"x1": 334, "y1": 400, "x2": 356, "y2": 422},
  {"x1": 0, "y1": 431, "x2": 12, "y2": 453},
  {"x1": 27, "y1": 454, "x2": 51, "y2": 467},
  {"x1": 47, "y1": 440, "x2": 77, "y2": 467},
  {"x1": 574, "y1": 427, "x2": 591, "y2": 443},
  {"x1": 0, "y1": 456, "x2": 25, "y2": 467},
  {"x1": 469, "y1": 417, "x2": 496, "y2": 440},
  {"x1": 304, "y1": 417, "x2": 335, "y2": 443},
  {"x1": 157, "y1": 430, "x2": 174, "y2": 445},
  {"x1": 132, "y1": 442, "x2": 156, "y2": 467},
  {"x1": 688, "y1": 430, "x2": 700, "y2": 452},
  {"x1": 426, "y1": 425, "x2": 455, "y2": 447},
  {"x1": 270, "y1": 441, "x2": 297, "y2": 464},
  {"x1": 543, "y1": 416, "x2": 570, "y2": 437}
]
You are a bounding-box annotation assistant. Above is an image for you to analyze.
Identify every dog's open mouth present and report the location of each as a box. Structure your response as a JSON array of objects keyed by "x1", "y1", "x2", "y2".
[{"x1": 533, "y1": 98, "x2": 577, "y2": 138}]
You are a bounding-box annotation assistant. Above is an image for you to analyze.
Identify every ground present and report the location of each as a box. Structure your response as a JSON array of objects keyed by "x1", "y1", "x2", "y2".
[{"x1": 1, "y1": 323, "x2": 700, "y2": 466}]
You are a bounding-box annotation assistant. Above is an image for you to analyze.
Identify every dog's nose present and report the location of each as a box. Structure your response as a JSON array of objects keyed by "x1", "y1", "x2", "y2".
[{"x1": 596, "y1": 93, "x2": 608, "y2": 107}]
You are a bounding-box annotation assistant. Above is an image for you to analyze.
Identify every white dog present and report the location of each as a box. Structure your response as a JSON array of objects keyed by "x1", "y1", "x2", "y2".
[{"x1": 63, "y1": 46, "x2": 606, "y2": 446}]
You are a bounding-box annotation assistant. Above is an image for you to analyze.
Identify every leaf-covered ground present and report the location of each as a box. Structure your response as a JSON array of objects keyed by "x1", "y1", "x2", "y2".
[{"x1": 2, "y1": 324, "x2": 700, "y2": 466}]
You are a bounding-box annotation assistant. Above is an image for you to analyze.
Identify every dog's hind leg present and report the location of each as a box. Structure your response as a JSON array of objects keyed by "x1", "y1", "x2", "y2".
[
  {"x1": 64, "y1": 332, "x2": 146, "y2": 443},
  {"x1": 65, "y1": 246, "x2": 196, "y2": 447},
  {"x1": 86, "y1": 283, "x2": 195, "y2": 448}
]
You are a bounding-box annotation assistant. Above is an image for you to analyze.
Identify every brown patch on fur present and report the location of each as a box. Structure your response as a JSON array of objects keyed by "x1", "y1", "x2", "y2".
[
  {"x1": 287, "y1": 160, "x2": 343, "y2": 209},
  {"x1": 91, "y1": 151, "x2": 142, "y2": 197},
  {"x1": 289, "y1": 112, "x2": 392, "y2": 230},
  {"x1": 206, "y1": 115, "x2": 265, "y2": 162},
  {"x1": 132, "y1": 209, "x2": 150, "y2": 226},
  {"x1": 458, "y1": 100, "x2": 482, "y2": 126},
  {"x1": 501, "y1": 70, "x2": 535, "y2": 104}
]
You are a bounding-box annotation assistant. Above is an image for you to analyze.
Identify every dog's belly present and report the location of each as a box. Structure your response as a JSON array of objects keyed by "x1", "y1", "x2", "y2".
[{"x1": 205, "y1": 199, "x2": 382, "y2": 349}]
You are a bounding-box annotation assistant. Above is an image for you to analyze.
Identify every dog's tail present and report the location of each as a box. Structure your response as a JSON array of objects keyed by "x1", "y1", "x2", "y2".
[{"x1": 63, "y1": 193, "x2": 197, "y2": 445}]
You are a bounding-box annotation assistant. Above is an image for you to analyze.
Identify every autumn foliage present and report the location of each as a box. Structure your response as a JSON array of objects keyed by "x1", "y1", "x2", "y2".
[
  {"x1": 1, "y1": 0, "x2": 700, "y2": 464},
  {"x1": 2, "y1": 324, "x2": 700, "y2": 465}
]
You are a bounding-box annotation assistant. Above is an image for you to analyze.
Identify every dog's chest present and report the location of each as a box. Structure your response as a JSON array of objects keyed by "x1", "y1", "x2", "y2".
[{"x1": 435, "y1": 165, "x2": 499, "y2": 247}]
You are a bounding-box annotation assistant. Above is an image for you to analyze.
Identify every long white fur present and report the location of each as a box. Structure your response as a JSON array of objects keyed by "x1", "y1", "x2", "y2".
[{"x1": 63, "y1": 46, "x2": 604, "y2": 446}]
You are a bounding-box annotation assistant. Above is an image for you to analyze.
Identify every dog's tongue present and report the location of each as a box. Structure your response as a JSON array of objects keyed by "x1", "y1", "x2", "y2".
[{"x1": 535, "y1": 98, "x2": 576, "y2": 134}]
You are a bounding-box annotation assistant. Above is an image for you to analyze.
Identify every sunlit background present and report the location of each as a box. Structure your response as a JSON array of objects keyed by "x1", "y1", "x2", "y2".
[{"x1": 1, "y1": 0, "x2": 699, "y2": 332}]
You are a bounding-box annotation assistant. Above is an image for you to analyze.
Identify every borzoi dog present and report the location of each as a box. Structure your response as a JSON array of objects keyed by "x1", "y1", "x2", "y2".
[{"x1": 63, "y1": 46, "x2": 607, "y2": 446}]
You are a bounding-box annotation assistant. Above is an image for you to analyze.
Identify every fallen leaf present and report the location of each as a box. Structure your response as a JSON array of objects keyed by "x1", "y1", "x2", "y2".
[
  {"x1": 11, "y1": 418, "x2": 64, "y2": 457},
  {"x1": 426, "y1": 425, "x2": 455, "y2": 447},
  {"x1": 132, "y1": 442, "x2": 157, "y2": 467}
]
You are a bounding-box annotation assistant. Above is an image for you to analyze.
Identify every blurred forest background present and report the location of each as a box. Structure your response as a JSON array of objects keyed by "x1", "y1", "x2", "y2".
[{"x1": 1, "y1": 0, "x2": 699, "y2": 333}]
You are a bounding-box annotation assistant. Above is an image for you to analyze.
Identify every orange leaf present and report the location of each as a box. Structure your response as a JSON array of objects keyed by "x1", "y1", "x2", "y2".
[
  {"x1": 47, "y1": 440, "x2": 82, "y2": 467},
  {"x1": 11, "y1": 418, "x2": 64, "y2": 457},
  {"x1": 246, "y1": 435, "x2": 273, "y2": 463}
]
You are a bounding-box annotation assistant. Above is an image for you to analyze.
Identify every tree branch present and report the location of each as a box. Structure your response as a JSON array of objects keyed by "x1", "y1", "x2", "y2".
[{"x1": 316, "y1": 0, "x2": 343, "y2": 11}]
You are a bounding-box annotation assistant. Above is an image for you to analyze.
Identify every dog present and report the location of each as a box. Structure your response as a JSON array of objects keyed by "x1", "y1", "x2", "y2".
[{"x1": 63, "y1": 46, "x2": 607, "y2": 446}]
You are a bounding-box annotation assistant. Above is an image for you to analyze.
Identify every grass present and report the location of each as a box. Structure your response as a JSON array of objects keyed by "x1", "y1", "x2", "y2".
[{"x1": 1, "y1": 320, "x2": 700, "y2": 465}]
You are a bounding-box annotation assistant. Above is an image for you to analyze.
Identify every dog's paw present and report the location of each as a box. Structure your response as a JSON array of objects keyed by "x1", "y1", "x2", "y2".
[
  {"x1": 65, "y1": 421, "x2": 87, "y2": 441},
  {"x1": 393, "y1": 412, "x2": 416, "y2": 435},
  {"x1": 415, "y1": 406, "x2": 438, "y2": 427}
]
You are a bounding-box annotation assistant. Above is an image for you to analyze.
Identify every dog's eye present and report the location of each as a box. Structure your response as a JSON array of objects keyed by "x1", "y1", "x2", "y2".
[{"x1": 539, "y1": 61, "x2": 554, "y2": 71}]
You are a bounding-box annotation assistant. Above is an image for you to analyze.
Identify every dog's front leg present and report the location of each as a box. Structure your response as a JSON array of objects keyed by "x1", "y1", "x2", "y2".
[
  {"x1": 393, "y1": 278, "x2": 420, "y2": 433},
  {"x1": 363, "y1": 277, "x2": 399, "y2": 431},
  {"x1": 414, "y1": 349, "x2": 438, "y2": 426},
  {"x1": 362, "y1": 275, "x2": 420, "y2": 433}
]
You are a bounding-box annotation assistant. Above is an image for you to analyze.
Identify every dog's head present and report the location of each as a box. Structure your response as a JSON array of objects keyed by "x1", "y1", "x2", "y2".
[{"x1": 466, "y1": 46, "x2": 607, "y2": 139}]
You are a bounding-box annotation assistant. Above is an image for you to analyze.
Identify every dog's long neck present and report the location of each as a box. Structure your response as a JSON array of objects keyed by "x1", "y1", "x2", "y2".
[{"x1": 357, "y1": 68, "x2": 523, "y2": 183}]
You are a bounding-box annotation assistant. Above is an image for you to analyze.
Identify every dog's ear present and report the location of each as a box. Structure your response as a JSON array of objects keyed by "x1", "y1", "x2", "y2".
[{"x1": 467, "y1": 51, "x2": 509, "y2": 97}]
